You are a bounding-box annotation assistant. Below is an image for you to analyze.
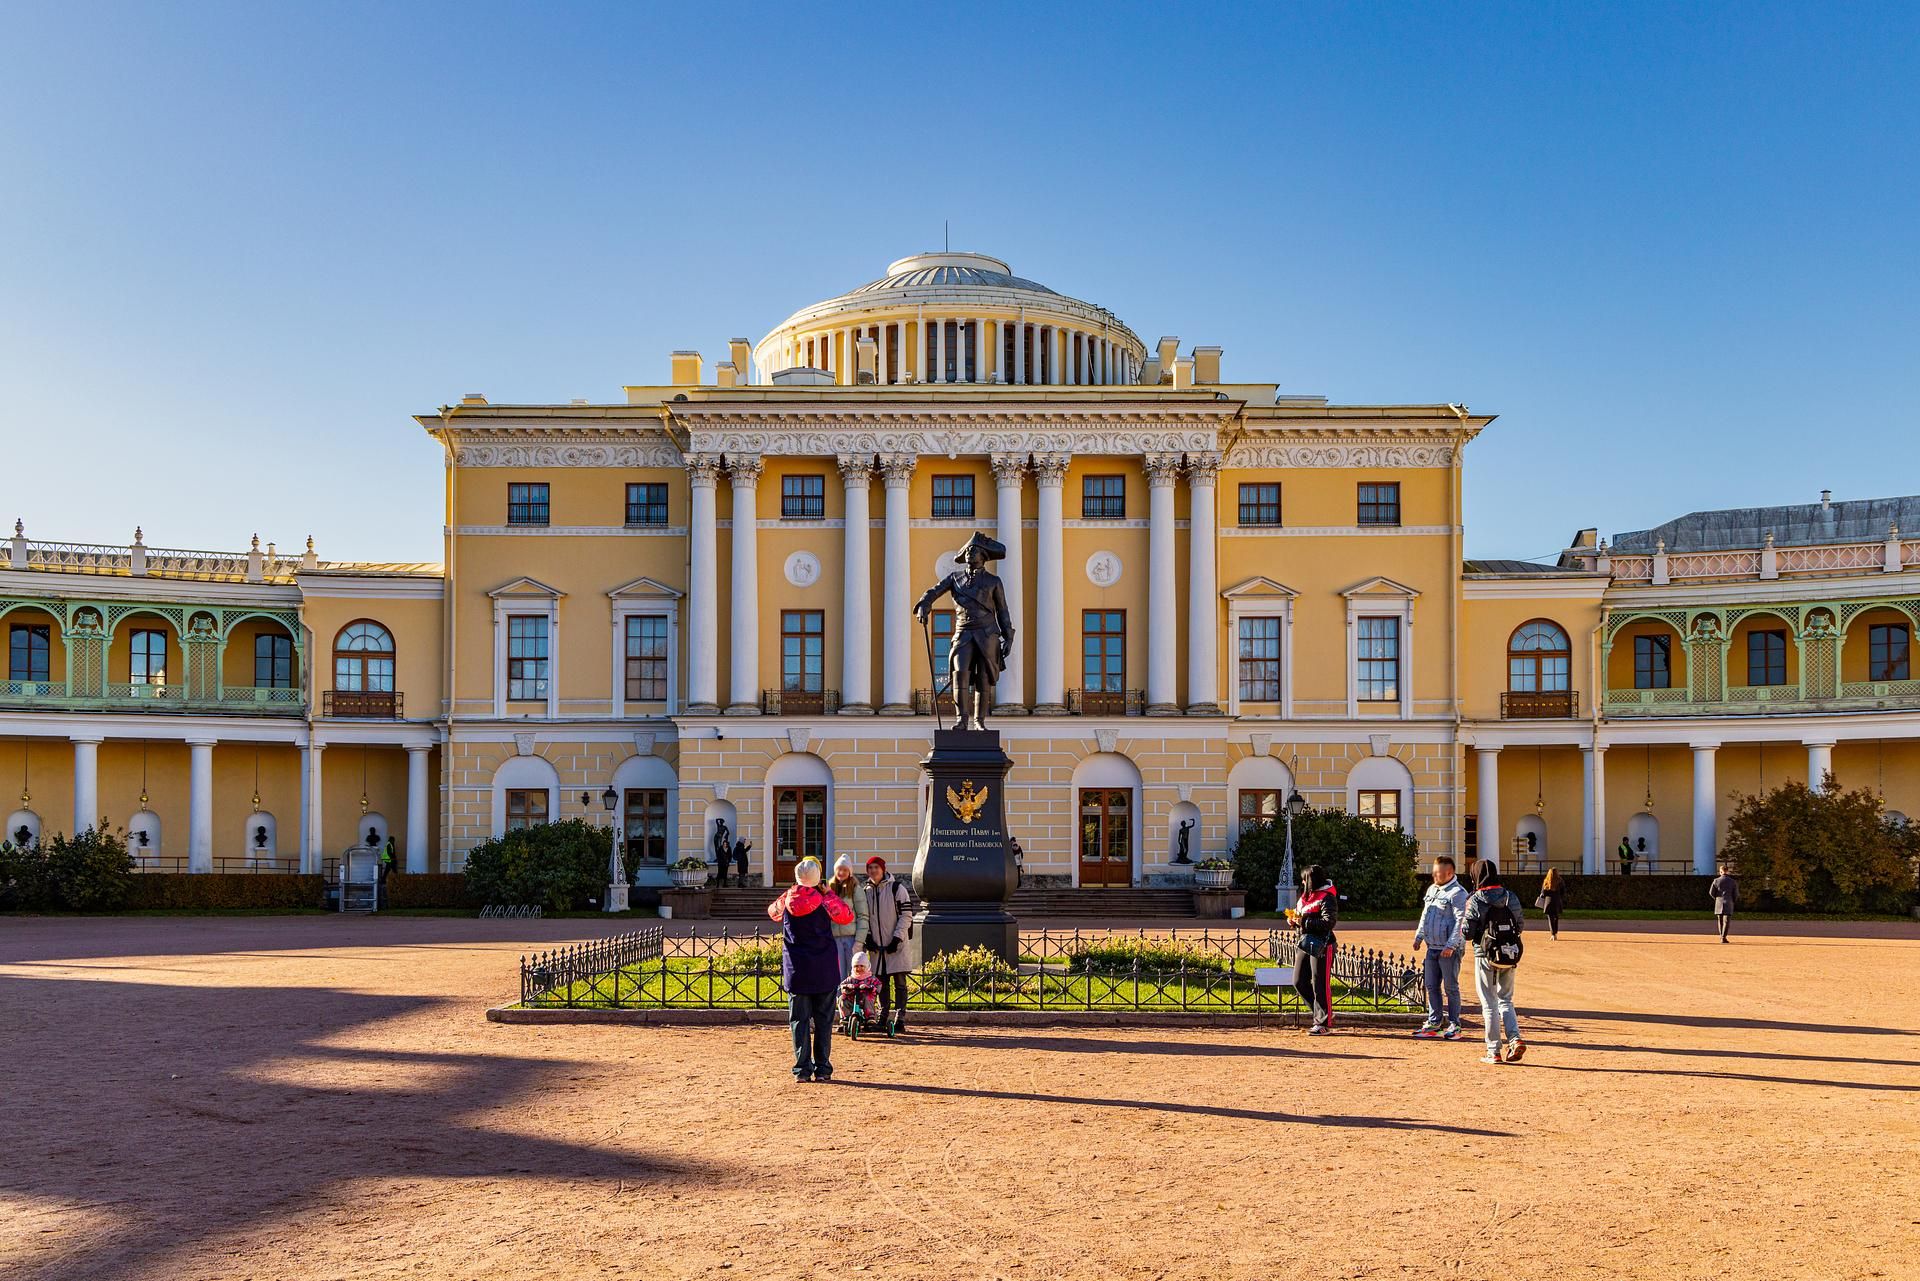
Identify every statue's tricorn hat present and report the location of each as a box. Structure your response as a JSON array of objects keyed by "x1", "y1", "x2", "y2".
[{"x1": 954, "y1": 531, "x2": 1007, "y2": 562}]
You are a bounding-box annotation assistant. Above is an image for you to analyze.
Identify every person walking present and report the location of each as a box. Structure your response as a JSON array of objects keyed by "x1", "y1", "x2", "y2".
[
  {"x1": 863, "y1": 857, "x2": 915, "y2": 1031},
  {"x1": 1464, "y1": 860, "x2": 1527, "y2": 1064},
  {"x1": 1710, "y1": 862, "x2": 1739, "y2": 942},
  {"x1": 1537, "y1": 867, "x2": 1565, "y2": 940},
  {"x1": 1411, "y1": 855, "x2": 1467, "y2": 1040},
  {"x1": 1618, "y1": 835, "x2": 1635, "y2": 876},
  {"x1": 825, "y1": 855, "x2": 866, "y2": 980},
  {"x1": 378, "y1": 837, "x2": 395, "y2": 908},
  {"x1": 767, "y1": 856, "x2": 853, "y2": 1082},
  {"x1": 1291, "y1": 865, "x2": 1339, "y2": 1034}
]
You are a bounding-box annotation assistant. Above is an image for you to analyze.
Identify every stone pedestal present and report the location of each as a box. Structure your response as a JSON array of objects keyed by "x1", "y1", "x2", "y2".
[
  {"x1": 1193, "y1": 889, "x2": 1246, "y2": 919},
  {"x1": 604, "y1": 883, "x2": 631, "y2": 913},
  {"x1": 908, "y1": 728, "x2": 1020, "y2": 967},
  {"x1": 660, "y1": 887, "x2": 712, "y2": 920}
]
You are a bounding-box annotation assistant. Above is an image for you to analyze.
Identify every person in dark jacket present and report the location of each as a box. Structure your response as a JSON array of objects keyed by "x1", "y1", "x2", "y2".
[
  {"x1": 1537, "y1": 867, "x2": 1565, "y2": 940},
  {"x1": 1710, "y1": 863, "x2": 1738, "y2": 942},
  {"x1": 863, "y1": 856, "x2": 915, "y2": 1031},
  {"x1": 767, "y1": 856, "x2": 854, "y2": 1082},
  {"x1": 1290, "y1": 865, "x2": 1339, "y2": 1034}
]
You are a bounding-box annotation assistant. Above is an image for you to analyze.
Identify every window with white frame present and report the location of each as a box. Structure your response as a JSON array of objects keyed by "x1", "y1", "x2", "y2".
[
  {"x1": 1237, "y1": 618, "x2": 1281, "y2": 702},
  {"x1": 1356, "y1": 617, "x2": 1400, "y2": 702},
  {"x1": 624, "y1": 615, "x2": 669, "y2": 702},
  {"x1": 507, "y1": 615, "x2": 549, "y2": 701}
]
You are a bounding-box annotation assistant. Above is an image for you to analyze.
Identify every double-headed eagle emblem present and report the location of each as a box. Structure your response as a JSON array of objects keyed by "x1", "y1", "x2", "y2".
[{"x1": 946, "y1": 779, "x2": 990, "y2": 825}]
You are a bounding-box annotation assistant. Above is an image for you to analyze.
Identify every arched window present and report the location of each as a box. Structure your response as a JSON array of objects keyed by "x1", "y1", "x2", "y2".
[
  {"x1": 1508, "y1": 620, "x2": 1571, "y2": 692},
  {"x1": 332, "y1": 622, "x2": 396, "y2": 716}
]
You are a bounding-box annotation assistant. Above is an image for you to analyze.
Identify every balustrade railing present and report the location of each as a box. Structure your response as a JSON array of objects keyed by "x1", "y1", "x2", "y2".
[
  {"x1": 322, "y1": 689, "x2": 402, "y2": 718},
  {"x1": 1069, "y1": 688, "x2": 1145, "y2": 716},
  {"x1": 1500, "y1": 690, "x2": 1579, "y2": 719},
  {"x1": 0, "y1": 681, "x2": 301, "y2": 715},
  {"x1": 761, "y1": 688, "x2": 841, "y2": 715}
]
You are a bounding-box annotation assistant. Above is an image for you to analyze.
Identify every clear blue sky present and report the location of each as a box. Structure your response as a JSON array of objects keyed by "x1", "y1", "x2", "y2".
[{"x1": 3, "y1": 2, "x2": 1914, "y2": 563}]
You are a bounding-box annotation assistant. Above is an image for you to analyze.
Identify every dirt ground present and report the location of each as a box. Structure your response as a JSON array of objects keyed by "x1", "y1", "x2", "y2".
[{"x1": 2, "y1": 914, "x2": 1916, "y2": 1281}]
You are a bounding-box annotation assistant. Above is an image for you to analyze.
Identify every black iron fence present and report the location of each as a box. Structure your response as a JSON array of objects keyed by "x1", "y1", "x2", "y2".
[{"x1": 516, "y1": 926, "x2": 1422, "y2": 1014}]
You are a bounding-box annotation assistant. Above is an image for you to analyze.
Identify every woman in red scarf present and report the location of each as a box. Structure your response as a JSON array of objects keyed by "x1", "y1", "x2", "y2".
[{"x1": 1292, "y1": 865, "x2": 1339, "y2": 1034}]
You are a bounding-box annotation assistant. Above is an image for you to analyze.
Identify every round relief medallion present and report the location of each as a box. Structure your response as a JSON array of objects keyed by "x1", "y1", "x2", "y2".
[
  {"x1": 1085, "y1": 551, "x2": 1123, "y2": 587},
  {"x1": 934, "y1": 551, "x2": 963, "y2": 581},
  {"x1": 784, "y1": 551, "x2": 822, "y2": 588}
]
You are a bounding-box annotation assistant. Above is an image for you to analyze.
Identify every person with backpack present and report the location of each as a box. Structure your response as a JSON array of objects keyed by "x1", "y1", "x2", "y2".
[
  {"x1": 1463, "y1": 860, "x2": 1527, "y2": 1064},
  {"x1": 766, "y1": 856, "x2": 855, "y2": 1082},
  {"x1": 1290, "y1": 865, "x2": 1339, "y2": 1034}
]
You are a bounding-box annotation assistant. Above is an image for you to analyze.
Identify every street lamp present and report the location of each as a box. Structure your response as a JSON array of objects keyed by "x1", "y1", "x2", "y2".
[
  {"x1": 601, "y1": 785, "x2": 627, "y2": 913},
  {"x1": 1278, "y1": 788, "x2": 1307, "y2": 914}
]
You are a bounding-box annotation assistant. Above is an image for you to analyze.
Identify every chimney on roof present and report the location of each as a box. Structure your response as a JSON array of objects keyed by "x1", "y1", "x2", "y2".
[
  {"x1": 460, "y1": 393, "x2": 487, "y2": 406},
  {"x1": 1171, "y1": 355, "x2": 1194, "y2": 390},
  {"x1": 670, "y1": 351, "x2": 704, "y2": 386},
  {"x1": 1820, "y1": 489, "x2": 1832, "y2": 510},
  {"x1": 715, "y1": 363, "x2": 739, "y2": 387},
  {"x1": 729, "y1": 339, "x2": 752, "y2": 380},
  {"x1": 1192, "y1": 346, "x2": 1221, "y2": 384},
  {"x1": 1156, "y1": 337, "x2": 1179, "y2": 384}
]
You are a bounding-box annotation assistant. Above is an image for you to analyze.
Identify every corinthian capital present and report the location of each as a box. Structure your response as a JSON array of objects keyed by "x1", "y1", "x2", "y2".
[
  {"x1": 1144, "y1": 453, "x2": 1183, "y2": 488},
  {"x1": 726, "y1": 454, "x2": 764, "y2": 486},
  {"x1": 1184, "y1": 451, "x2": 1221, "y2": 485},
  {"x1": 989, "y1": 453, "x2": 1029, "y2": 487},
  {"x1": 1031, "y1": 454, "x2": 1071, "y2": 488},
  {"x1": 687, "y1": 454, "x2": 723, "y2": 488},
  {"x1": 880, "y1": 455, "x2": 917, "y2": 489},
  {"x1": 836, "y1": 454, "x2": 875, "y2": 486}
]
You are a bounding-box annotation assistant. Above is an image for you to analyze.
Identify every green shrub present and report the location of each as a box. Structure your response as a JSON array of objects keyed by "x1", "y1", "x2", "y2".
[
  {"x1": 1230, "y1": 807, "x2": 1420, "y2": 912},
  {"x1": 1064, "y1": 936, "x2": 1232, "y2": 974},
  {"x1": 382, "y1": 872, "x2": 477, "y2": 910},
  {"x1": 714, "y1": 939, "x2": 783, "y2": 973},
  {"x1": 918, "y1": 944, "x2": 1020, "y2": 991},
  {"x1": 1721, "y1": 781, "x2": 1920, "y2": 914},
  {"x1": 122, "y1": 873, "x2": 326, "y2": 911},
  {"x1": 462, "y1": 819, "x2": 612, "y2": 913},
  {"x1": 0, "y1": 825, "x2": 135, "y2": 911}
]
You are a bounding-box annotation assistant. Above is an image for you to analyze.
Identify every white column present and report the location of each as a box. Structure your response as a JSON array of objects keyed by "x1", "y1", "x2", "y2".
[
  {"x1": 991, "y1": 454, "x2": 1027, "y2": 710},
  {"x1": 405, "y1": 744, "x2": 431, "y2": 873},
  {"x1": 1145, "y1": 454, "x2": 1181, "y2": 714},
  {"x1": 1691, "y1": 743, "x2": 1719, "y2": 874},
  {"x1": 1046, "y1": 325, "x2": 1060, "y2": 383},
  {"x1": 1807, "y1": 740, "x2": 1834, "y2": 792},
  {"x1": 726, "y1": 457, "x2": 763, "y2": 712},
  {"x1": 72, "y1": 735, "x2": 102, "y2": 836},
  {"x1": 687, "y1": 456, "x2": 721, "y2": 710},
  {"x1": 1033, "y1": 455, "x2": 1069, "y2": 711},
  {"x1": 934, "y1": 317, "x2": 946, "y2": 384},
  {"x1": 880, "y1": 457, "x2": 916, "y2": 712},
  {"x1": 188, "y1": 737, "x2": 214, "y2": 874},
  {"x1": 300, "y1": 741, "x2": 323, "y2": 872},
  {"x1": 839, "y1": 457, "x2": 874, "y2": 712},
  {"x1": 1476, "y1": 746, "x2": 1500, "y2": 867},
  {"x1": 1582, "y1": 744, "x2": 1606, "y2": 875},
  {"x1": 1185, "y1": 454, "x2": 1220, "y2": 712},
  {"x1": 1078, "y1": 332, "x2": 1090, "y2": 384},
  {"x1": 1013, "y1": 320, "x2": 1026, "y2": 385}
]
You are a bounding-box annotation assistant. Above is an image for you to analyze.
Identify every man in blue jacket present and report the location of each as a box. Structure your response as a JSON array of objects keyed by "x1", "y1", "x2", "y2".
[{"x1": 1411, "y1": 855, "x2": 1468, "y2": 1039}]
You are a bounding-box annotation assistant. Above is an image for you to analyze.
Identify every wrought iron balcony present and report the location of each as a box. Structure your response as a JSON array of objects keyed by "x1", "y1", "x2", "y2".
[
  {"x1": 0, "y1": 679, "x2": 302, "y2": 716},
  {"x1": 1500, "y1": 690, "x2": 1579, "y2": 719},
  {"x1": 1068, "y1": 687, "x2": 1145, "y2": 716},
  {"x1": 133, "y1": 856, "x2": 303, "y2": 874},
  {"x1": 760, "y1": 688, "x2": 841, "y2": 715},
  {"x1": 322, "y1": 690, "x2": 402, "y2": 718}
]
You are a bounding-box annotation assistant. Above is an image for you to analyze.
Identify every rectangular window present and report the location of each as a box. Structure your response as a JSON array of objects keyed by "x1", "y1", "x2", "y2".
[
  {"x1": 1237, "y1": 617, "x2": 1281, "y2": 702},
  {"x1": 9, "y1": 625, "x2": 50, "y2": 682},
  {"x1": 1870, "y1": 623, "x2": 1911, "y2": 682},
  {"x1": 781, "y1": 474, "x2": 826, "y2": 519},
  {"x1": 505, "y1": 789, "x2": 548, "y2": 832},
  {"x1": 1634, "y1": 634, "x2": 1671, "y2": 690},
  {"x1": 1239, "y1": 789, "x2": 1282, "y2": 833},
  {"x1": 1082, "y1": 610, "x2": 1125, "y2": 692},
  {"x1": 1237, "y1": 483, "x2": 1281, "y2": 527},
  {"x1": 624, "y1": 789, "x2": 669, "y2": 867},
  {"x1": 624, "y1": 482, "x2": 668, "y2": 527},
  {"x1": 623, "y1": 615, "x2": 669, "y2": 702},
  {"x1": 507, "y1": 615, "x2": 550, "y2": 701},
  {"x1": 507, "y1": 482, "x2": 550, "y2": 526},
  {"x1": 775, "y1": 786, "x2": 827, "y2": 867},
  {"x1": 1081, "y1": 474, "x2": 1126, "y2": 519},
  {"x1": 781, "y1": 610, "x2": 824, "y2": 692},
  {"x1": 930, "y1": 474, "x2": 975, "y2": 519},
  {"x1": 1357, "y1": 482, "x2": 1401, "y2": 526},
  {"x1": 931, "y1": 610, "x2": 955, "y2": 692},
  {"x1": 253, "y1": 634, "x2": 293, "y2": 689},
  {"x1": 1747, "y1": 629, "x2": 1787, "y2": 687},
  {"x1": 1357, "y1": 789, "x2": 1401, "y2": 830},
  {"x1": 130, "y1": 628, "x2": 168, "y2": 686},
  {"x1": 1356, "y1": 617, "x2": 1400, "y2": 701}
]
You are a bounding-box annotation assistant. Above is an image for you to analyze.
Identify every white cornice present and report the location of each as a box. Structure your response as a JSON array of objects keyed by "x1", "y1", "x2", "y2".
[
  {"x1": 1464, "y1": 578, "x2": 1609, "y2": 601},
  {"x1": 0, "y1": 570, "x2": 299, "y2": 608},
  {"x1": 1222, "y1": 525, "x2": 1457, "y2": 537},
  {"x1": 296, "y1": 574, "x2": 444, "y2": 600}
]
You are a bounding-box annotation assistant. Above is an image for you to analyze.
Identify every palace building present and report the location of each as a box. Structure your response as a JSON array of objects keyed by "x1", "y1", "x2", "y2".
[{"x1": 4, "y1": 251, "x2": 1917, "y2": 890}]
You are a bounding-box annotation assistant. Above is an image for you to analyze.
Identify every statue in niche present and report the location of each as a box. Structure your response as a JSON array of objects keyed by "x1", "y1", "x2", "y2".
[{"x1": 1175, "y1": 818, "x2": 1194, "y2": 864}]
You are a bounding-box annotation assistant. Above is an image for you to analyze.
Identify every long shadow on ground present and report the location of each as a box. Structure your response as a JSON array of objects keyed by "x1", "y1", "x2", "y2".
[{"x1": 1, "y1": 974, "x2": 717, "y2": 1281}]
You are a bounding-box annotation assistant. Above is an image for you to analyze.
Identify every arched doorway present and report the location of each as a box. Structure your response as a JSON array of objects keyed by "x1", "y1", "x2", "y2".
[
  {"x1": 611, "y1": 755, "x2": 677, "y2": 886},
  {"x1": 1514, "y1": 814, "x2": 1548, "y2": 873},
  {"x1": 765, "y1": 753, "x2": 832, "y2": 886},
  {"x1": 1071, "y1": 753, "x2": 1142, "y2": 888},
  {"x1": 1627, "y1": 811, "x2": 1660, "y2": 871}
]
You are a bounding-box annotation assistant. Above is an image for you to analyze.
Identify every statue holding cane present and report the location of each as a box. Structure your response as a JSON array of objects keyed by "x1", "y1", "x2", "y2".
[{"x1": 914, "y1": 532, "x2": 1014, "y2": 731}]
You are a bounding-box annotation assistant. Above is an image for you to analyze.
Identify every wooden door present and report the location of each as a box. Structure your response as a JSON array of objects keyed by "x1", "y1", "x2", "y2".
[
  {"x1": 1078, "y1": 788, "x2": 1132, "y2": 887},
  {"x1": 774, "y1": 787, "x2": 827, "y2": 874}
]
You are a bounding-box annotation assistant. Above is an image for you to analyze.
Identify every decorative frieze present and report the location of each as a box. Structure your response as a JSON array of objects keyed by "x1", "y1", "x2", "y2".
[
  {"x1": 456, "y1": 442, "x2": 685, "y2": 468},
  {"x1": 1222, "y1": 442, "x2": 1457, "y2": 469},
  {"x1": 683, "y1": 428, "x2": 1220, "y2": 458}
]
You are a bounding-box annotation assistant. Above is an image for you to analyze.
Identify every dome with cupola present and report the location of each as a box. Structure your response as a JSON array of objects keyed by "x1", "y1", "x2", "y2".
[{"x1": 753, "y1": 252, "x2": 1147, "y2": 387}]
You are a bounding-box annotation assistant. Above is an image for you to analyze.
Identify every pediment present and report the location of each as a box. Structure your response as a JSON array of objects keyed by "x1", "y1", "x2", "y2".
[
  {"x1": 1221, "y1": 575, "x2": 1299, "y2": 600},
  {"x1": 487, "y1": 576, "x2": 565, "y2": 599},
  {"x1": 606, "y1": 575, "x2": 684, "y2": 600},
  {"x1": 1340, "y1": 575, "x2": 1421, "y2": 599}
]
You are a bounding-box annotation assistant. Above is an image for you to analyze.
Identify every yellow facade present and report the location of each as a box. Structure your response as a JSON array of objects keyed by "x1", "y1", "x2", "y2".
[{"x1": 4, "y1": 249, "x2": 1918, "y2": 890}]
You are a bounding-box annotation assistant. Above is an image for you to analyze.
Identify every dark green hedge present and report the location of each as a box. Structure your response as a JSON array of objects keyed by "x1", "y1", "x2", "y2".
[
  {"x1": 123, "y1": 873, "x2": 327, "y2": 911},
  {"x1": 383, "y1": 872, "x2": 478, "y2": 909}
]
